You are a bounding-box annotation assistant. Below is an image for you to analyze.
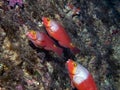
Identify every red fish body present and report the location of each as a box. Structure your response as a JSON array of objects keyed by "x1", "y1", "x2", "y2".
[
  {"x1": 26, "y1": 30, "x2": 63, "y2": 56},
  {"x1": 66, "y1": 59, "x2": 98, "y2": 90},
  {"x1": 42, "y1": 17, "x2": 80, "y2": 54}
]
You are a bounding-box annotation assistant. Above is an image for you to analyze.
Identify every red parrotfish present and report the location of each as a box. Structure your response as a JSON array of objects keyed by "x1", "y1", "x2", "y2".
[
  {"x1": 42, "y1": 17, "x2": 80, "y2": 54},
  {"x1": 66, "y1": 59, "x2": 98, "y2": 90},
  {"x1": 26, "y1": 30, "x2": 63, "y2": 56}
]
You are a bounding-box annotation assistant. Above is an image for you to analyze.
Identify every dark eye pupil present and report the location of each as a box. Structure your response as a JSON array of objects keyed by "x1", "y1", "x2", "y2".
[
  {"x1": 74, "y1": 64, "x2": 77, "y2": 67},
  {"x1": 47, "y1": 18, "x2": 50, "y2": 21}
]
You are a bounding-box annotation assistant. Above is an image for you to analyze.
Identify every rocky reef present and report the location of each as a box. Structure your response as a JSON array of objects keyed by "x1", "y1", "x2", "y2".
[{"x1": 0, "y1": 0, "x2": 120, "y2": 90}]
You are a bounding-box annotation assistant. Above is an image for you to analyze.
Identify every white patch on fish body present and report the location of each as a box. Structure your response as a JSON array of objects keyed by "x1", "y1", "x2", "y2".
[
  {"x1": 36, "y1": 32, "x2": 44, "y2": 41},
  {"x1": 50, "y1": 21, "x2": 59, "y2": 32},
  {"x1": 73, "y1": 64, "x2": 89, "y2": 84}
]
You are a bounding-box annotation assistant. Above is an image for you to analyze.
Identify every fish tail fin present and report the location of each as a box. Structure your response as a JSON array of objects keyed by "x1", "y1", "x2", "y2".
[
  {"x1": 71, "y1": 47, "x2": 80, "y2": 54},
  {"x1": 53, "y1": 46, "x2": 63, "y2": 57}
]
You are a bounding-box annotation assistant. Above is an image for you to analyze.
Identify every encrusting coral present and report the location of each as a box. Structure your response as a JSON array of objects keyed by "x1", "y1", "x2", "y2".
[{"x1": 0, "y1": 0, "x2": 120, "y2": 90}]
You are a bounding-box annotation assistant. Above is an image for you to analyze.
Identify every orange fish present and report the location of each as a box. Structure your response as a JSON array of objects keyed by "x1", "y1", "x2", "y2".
[
  {"x1": 42, "y1": 17, "x2": 80, "y2": 54},
  {"x1": 26, "y1": 30, "x2": 63, "y2": 56},
  {"x1": 66, "y1": 59, "x2": 98, "y2": 90}
]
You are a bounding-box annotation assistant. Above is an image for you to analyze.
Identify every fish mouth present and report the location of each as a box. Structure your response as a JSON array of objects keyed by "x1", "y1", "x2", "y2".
[
  {"x1": 41, "y1": 17, "x2": 49, "y2": 27},
  {"x1": 26, "y1": 32, "x2": 30, "y2": 37},
  {"x1": 42, "y1": 17, "x2": 45, "y2": 21},
  {"x1": 67, "y1": 59, "x2": 71, "y2": 63},
  {"x1": 65, "y1": 60, "x2": 70, "y2": 67},
  {"x1": 66, "y1": 59, "x2": 73, "y2": 66},
  {"x1": 65, "y1": 59, "x2": 71, "y2": 70},
  {"x1": 26, "y1": 31, "x2": 37, "y2": 40},
  {"x1": 65, "y1": 59, "x2": 76, "y2": 75}
]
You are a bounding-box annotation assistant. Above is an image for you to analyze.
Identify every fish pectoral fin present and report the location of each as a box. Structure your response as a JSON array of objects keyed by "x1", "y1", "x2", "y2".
[
  {"x1": 31, "y1": 41, "x2": 39, "y2": 47},
  {"x1": 33, "y1": 43, "x2": 39, "y2": 48},
  {"x1": 44, "y1": 46, "x2": 51, "y2": 50},
  {"x1": 59, "y1": 41, "x2": 67, "y2": 48},
  {"x1": 46, "y1": 27, "x2": 54, "y2": 33},
  {"x1": 44, "y1": 45, "x2": 57, "y2": 51},
  {"x1": 36, "y1": 40, "x2": 46, "y2": 47}
]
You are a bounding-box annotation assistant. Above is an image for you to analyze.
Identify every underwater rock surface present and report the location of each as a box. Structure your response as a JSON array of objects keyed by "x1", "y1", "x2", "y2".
[{"x1": 0, "y1": 0, "x2": 120, "y2": 90}]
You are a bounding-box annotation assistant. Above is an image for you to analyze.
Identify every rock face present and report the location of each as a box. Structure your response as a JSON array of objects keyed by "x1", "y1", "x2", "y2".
[{"x1": 0, "y1": 0, "x2": 120, "y2": 90}]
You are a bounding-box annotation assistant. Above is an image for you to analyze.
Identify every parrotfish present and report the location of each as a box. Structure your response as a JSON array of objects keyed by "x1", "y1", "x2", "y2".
[
  {"x1": 42, "y1": 17, "x2": 80, "y2": 54},
  {"x1": 26, "y1": 30, "x2": 63, "y2": 56},
  {"x1": 66, "y1": 59, "x2": 98, "y2": 90}
]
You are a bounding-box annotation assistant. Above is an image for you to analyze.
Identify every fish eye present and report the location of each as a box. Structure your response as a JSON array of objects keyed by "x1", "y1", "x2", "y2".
[
  {"x1": 47, "y1": 18, "x2": 50, "y2": 21},
  {"x1": 31, "y1": 31, "x2": 36, "y2": 35},
  {"x1": 74, "y1": 63, "x2": 77, "y2": 67}
]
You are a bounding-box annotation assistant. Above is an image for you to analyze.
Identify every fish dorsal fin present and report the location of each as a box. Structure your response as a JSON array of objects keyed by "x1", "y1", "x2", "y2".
[
  {"x1": 50, "y1": 21, "x2": 59, "y2": 32},
  {"x1": 73, "y1": 64, "x2": 89, "y2": 84}
]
